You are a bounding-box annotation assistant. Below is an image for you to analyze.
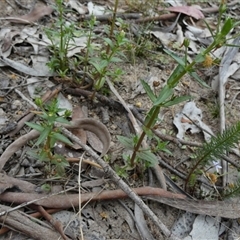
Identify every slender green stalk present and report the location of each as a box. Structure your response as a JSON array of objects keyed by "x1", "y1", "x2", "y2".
[{"x1": 106, "y1": 0, "x2": 119, "y2": 54}]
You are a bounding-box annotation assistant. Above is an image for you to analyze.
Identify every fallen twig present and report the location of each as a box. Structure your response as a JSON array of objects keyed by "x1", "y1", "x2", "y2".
[{"x1": 0, "y1": 204, "x2": 61, "y2": 239}]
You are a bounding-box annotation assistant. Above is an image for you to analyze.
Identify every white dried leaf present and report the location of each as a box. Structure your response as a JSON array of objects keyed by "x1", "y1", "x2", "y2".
[
  {"x1": 171, "y1": 212, "x2": 196, "y2": 238},
  {"x1": 30, "y1": 55, "x2": 52, "y2": 76},
  {"x1": 173, "y1": 102, "x2": 214, "y2": 142},
  {"x1": 67, "y1": 0, "x2": 88, "y2": 14},
  {"x1": 57, "y1": 93, "x2": 73, "y2": 116},
  {"x1": 0, "y1": 57, "x2": 53, "y2": 76},
  {"x1": 183, "y1": 215, "x2": 221, "y2": 240},
  {"x1": 88, "y1": 2, "x2": 106, "y2": 16},
  {"x1": 67, "y1": 36, "x2": 87, "y2": 57}
]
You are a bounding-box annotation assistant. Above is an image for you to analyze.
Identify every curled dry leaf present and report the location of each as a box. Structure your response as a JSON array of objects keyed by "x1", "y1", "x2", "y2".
[
  {"x1": 64, "y1": 118, "x2": 111, "y2": 156},
  {"x1": 71, "y1": 106, "x2": 87, "y2": 150}
]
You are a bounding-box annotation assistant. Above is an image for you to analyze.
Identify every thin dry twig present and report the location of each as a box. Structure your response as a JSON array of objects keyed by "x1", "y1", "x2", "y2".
[{"x1": 56, "y1": 124, "x2": 180, "y2": 240}]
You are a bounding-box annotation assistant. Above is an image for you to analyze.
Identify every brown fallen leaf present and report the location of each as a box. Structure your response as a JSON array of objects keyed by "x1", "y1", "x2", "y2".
[
  {"x1": 166, "y1": 6, "x2": 204, "y2": 20},
  {"x1": 7, "y1": 5, "x2": 53, "y2": 24},
  {"x1": 70, "y1": 106, "x2": 87, "y2": 150},
  {"x1": 86, "y1": 131, "x2": 104, "y2": 153}
]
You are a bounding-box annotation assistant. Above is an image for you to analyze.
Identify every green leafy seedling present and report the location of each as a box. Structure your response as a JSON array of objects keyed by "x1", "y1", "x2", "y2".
[{"x1": 26, "y1": 98, "x2": 72, "y2": 176}]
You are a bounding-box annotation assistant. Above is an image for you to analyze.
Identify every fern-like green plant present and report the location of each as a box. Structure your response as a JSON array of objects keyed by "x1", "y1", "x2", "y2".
[{"x1": 186, "y1": 121, "x2": 240, "y2": 187}]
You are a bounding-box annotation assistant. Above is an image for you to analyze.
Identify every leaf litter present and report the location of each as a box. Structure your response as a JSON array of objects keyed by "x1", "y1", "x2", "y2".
[{"x1": 0, "y1": 0, "x2": 240, "y2": 240}]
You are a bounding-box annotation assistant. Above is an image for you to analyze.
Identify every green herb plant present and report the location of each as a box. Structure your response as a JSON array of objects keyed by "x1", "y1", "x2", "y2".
[
  {"x1": 117, "y1": 134, "x2": 172, "y2": 176},
  {"x1": 46, "y1": 0, "x2": 129, "y2": 93},
  {"x1": 118, "y1": 2, "x2": 240, "y2": 182},
  {"x1": 45, "y1": 0, "x2": 77, "y2": 77},
  {"x1": 26, "y1": 98, "x2": 72, "y2": 176}
]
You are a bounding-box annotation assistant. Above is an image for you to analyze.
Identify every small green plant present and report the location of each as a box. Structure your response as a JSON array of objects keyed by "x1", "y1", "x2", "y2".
[
  {"x1": 117, "y1": 2, "x2": 240, "y2": 176},
  {"x1": 45, "y1": 0, "x2": 77, "y2": 76},
  {"x1": 117, "y1": 134, "x2": 172, "y2": 177},
  {"x1": 46, "y1": 0, "x2": 130, "y2": 92},
  {"x1": 185, "y1": 121, "x2": 240, "y2": 188},
  {"x1": 26, "y1": 98, "x2": 72, "y2": 176},
  {"x1": 79, "y1": 15, "x2": 130, "y2": 92}
]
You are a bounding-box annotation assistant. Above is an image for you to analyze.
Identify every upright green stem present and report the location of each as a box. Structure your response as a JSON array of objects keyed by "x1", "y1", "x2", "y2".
[
  {"x1": 129, "y1": 38, "x2": 221, "y2": 167},
  {"x1": 106, "y1": 0, "x2": 119, "y2": 54},
  {"x1": 130, "y1": 106, "x2": 160, "y2": 166}
]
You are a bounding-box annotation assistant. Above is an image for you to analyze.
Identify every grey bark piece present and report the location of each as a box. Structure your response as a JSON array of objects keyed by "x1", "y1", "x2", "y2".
[{"x1": 171, "y1": 212, "x2": 196, "y2": 238}]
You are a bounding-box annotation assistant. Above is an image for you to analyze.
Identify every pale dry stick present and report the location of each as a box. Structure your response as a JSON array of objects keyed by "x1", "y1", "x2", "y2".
[
  {"x1": 15, "y1": 89, "x2": 38, "y2": 109},
  {"x1": 0, "y1": 17, "x2": 38, "y2": 24},
  {"x1": 78, "y1": 154, "x2": 84, "y2": 240},
  {"x1": 57, "y1": 124, "x2": 180, "y2": 240},
  {"x1": 106, "y1": 78, "x2": 167, "y2": 190},
  {"x1": 219, "y1": 37, "x2": 240, "y2": 186}
]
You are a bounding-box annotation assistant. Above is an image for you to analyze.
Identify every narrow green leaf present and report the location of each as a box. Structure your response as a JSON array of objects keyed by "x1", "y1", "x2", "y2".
[
  {"x1": 103, "y1": 38, "x2": 114, "y2": 48},
  {"x1": 163, "y1": 95, "x2": 191, "y2": 107},
  {"x1": 195, "y1": 53, "x2": 205, "y2": 63},
  {"x1": 50, "y1": 136, "x2": 57, "y2": 148},
  {"x1": 136, "y1": 151, "x2": 158, "y2": 167},
  {"x1": 25, "y1": 122, "x2": 44, "y2": 132},
  {"x1": 55, "y1": 117, "x2": 71, "y2": 124},
  {"x1": 221, "y1": 18, "x2": 233, "y2": 36},
  {"x1": 163, "y1": 48, "x2": 185, "y2": 66},
  {"x1": 203, "y1": 20, "x2": 214, "y2": 38},
  {"x1": 89, "y1": 60, "x2": 102, "y2": 72},
  {"x1": 110, "y1": 57, "x2": 123, "y2": 63},
  {"x1": 189, "y1": 71, "x2": 210, "y2": 88},
  {"x1": 153, "y1": 85, "x2": 173, "y2": 106},
  {"x1": 140, "y1": 79, "x2": 156, "y2": 103},
  {"x1": 36, "y1": 127, "x2": 51, "y2": 145},
  {"x1": 117, "y1": 135, "x2": 135, "y2": 149},
  {"x1": 52, "y1": 132, "x2": 73, "y2": 145}
]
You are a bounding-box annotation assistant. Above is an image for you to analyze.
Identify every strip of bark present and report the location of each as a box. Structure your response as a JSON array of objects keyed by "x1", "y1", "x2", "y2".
[{"x1": 0, "y1": 204, "x2": 61, "y2": 239}]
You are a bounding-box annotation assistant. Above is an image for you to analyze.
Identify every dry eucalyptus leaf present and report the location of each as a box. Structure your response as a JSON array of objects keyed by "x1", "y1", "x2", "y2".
[
  {"x1": 0, "y1": 56, "x2": 53, "y2": 76},
  {"x1": 167, "y1": 6, "x2": 204, "y2": 20},
  {"x1": 67, "y1": 0, "x2": 88, "y2": 15},
  {"x1": 88, "y1": 2, "x2": 106, "y2": 16},
  {"x1": 7, "y1": 5, "x2": 53, "y2": 24},
  {"x1": 51, "y1": 210, "x2": 86, "y2": 239},
  {"x1": 71, "y1": 106, "x2": 87, "y2": 149},
  {"x1": 86, "y1": 131, "x2": 104, "y2": 153},
  {"x1": 30, "y1": 55, "x2": 52, "y2": 76},
  {"x1": 173, "y1": 102, "x2": 214, "y2": 142},
  {"x1": 183, "y1": 215, "x2": 222, "y2": 240},
  {"x1": 67, "y1": 36, "x2": 88, "y2": 57},
  {"x1": 171, "y1": 212, "x2": 196, "y2": 238}
]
